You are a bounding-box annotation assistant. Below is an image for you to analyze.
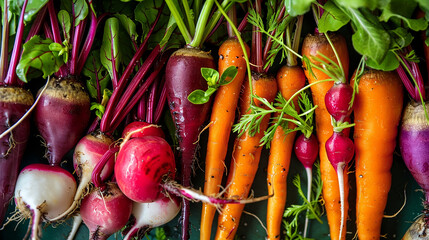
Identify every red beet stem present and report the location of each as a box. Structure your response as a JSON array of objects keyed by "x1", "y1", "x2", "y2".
[{"x1": 92, "y1": 146, "x2": 120, "y2": 190}]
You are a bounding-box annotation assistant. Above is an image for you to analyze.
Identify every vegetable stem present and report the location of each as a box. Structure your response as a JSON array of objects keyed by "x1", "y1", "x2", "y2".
[
  {"x1": 165, "y1": 0, "x2": 192, "y2": 44},
  {"x1": 182, "y1": 0, "x2": 196, "y2": 36},
  {"x1": 0, "y1": 0, "x2": 9, "y2": 83},
  {"x1": 190, "y1": 0, "x2": 215, "y2": 48}
]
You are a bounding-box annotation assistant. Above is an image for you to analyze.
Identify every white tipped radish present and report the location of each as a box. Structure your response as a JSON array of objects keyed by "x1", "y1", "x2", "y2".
[
  {"x1": 80, "y1": 182, "x2": 133, "y2": 240},
  {"x1": 13, "y1": 164, "x2": 76, "y2": 240},
  {"x1": 50, "y1": 132, "x2": 114, "y2": 221},
  {"x1": 123, "y1": 195, "x2": 181, "y2": 240},
  {"x1": 66, "y1": 214, "x2": 82, "y2": 240}
]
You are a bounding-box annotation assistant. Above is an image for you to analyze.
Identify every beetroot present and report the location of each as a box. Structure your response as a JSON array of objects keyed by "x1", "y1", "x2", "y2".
[
  {"x1": 0, "y1": 87, "x2": 34, "y2": 224},
  {"x1": 115, "y1": 136, "x2": 176, "y2": 203},
  {"x1": 121, "y1": 121, "x2": 165, "y2": 139},
  {"x1": 80, "y1": 183, "x2": 133, "y2": 240},
  {"x1": 165, "y1": 47, "x2": 215, "y2": 237},
  {"x1": 35, "y1": 77, "x2": 91, "y2": 166}
]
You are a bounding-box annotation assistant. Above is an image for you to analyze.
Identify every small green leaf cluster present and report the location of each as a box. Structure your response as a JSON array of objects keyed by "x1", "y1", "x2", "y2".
[{"x1": 188, "y1": 66, "x2": 238, "y2": 104}]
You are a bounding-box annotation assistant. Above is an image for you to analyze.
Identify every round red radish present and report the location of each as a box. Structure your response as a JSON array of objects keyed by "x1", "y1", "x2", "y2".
[
  {"x1": 14, "y1": 164, "x2": 76, "y2": 240},
  {"x1": 325, "y1": 82, "x2": 354, "y2": 122},
  {"x1": 122, "y1": 121, "x2": 165, "y2": 139},
  {"x1": 34, "y1": 77, "x2": 91, "y2": 166},
  {"x1": 325, "y1": 131, "x2": 354, "y2": 170},
  {"x1": 294, "y1": 133, "x2": 319, "y2": 169},
  {"x1": 115, "y1": 136, "x2": 176, "y2": 203},
  {"x1": 80, "y1": 183, "x2": 132, "y2": 240}
]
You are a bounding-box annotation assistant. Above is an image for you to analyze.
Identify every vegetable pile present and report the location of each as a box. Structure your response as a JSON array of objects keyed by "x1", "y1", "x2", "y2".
[{"x1": 1, "y1": 0, "x2": 429, "y2": 239}]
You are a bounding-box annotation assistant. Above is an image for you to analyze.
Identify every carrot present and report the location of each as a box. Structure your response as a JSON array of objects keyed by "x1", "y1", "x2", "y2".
[
  {"x1": 352, "y1": 69, "x2": 403, "y2": 240},
  {"x1": 266, "y1": 65, "x2": 305, "y2": 240},
  {"x1": 214, "y1": 73, "x2": 278, "y2": 240},
  {"x1": 301, "y1": 32, "x2": 350, "y2": 240},
  {"x1": 200, "y1": 37, "x2": 249, "y2": 240}
]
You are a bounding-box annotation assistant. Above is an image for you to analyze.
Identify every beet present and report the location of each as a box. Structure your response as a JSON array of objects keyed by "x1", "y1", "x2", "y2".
[
  {"x1": 0, "y1": 86, "x2": 34, "y2": 224},
  {"x1": 164, "y1": 47, "x2": 215, "y2": 238},
  {"x1": 34, "y1": 77, "x2": 90, "y2": 166}
]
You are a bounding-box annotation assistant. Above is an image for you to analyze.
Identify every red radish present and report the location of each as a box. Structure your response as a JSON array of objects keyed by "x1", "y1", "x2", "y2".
[
  {"x1": 34, "y1": 77, "x2": 91, "y2": 166},
  {"x1": 13, "y1": 164, "x2": 76, "y2": 240},
  {"x1": 0, "y1": 87, "x2": 34, "y2": 223},
  {"x1": 123, "y1": 195, "x2": 181, "y2": 240},
  {"x1": 325, "y1": 131, "x2": 354, "y2": 240},
  {"x1": 80, "y1": 182, "x2": 133, "y2": 240},
  {"x1": 115, "y1": 136, "x2": 176, "y2": 203},
  {"x1": 121, "y1": 121, "x2": 165, "y2": 139},
  {"x1": 294, "y1": 133, "x2": 319, "y2": 237},
  {"x1": 50, "y1": 131, "x2": 114, "y2": 221},
  {"x1": 325, "y1": 82, "x2": 354, "y2": 122},
  {"x1": 164, "y1": 47, "x2": 215, "y2": 235}
]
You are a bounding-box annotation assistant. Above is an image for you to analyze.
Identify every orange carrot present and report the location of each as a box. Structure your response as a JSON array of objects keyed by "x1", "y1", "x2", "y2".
[
  {"x1": 352, "y1": 69, "x2": 403, "y2": 240},
  {"x1": 301, "y1": 32, "x2": 350, "y2": 240},
  {"x1": 266, "y1": 65, "x2": 306, "y2": 240},
  {"x1": 200, "y1": 37, "x2": 249, "y2": 240},
  {"x1": 214, "y1": 73, "x2": 278, "y2": 240}
]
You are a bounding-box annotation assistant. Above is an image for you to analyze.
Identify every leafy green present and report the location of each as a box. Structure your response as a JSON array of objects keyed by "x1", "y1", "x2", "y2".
[
  {"x1": 73, "y1": 0, "x2": 89, "y2": 26},
  {"x1": 135, "y1": 0, "x2": 169, "y2": 47},
  {"x1": 100, "y1": 17, "x2": 121, "y2": 80},
  {"x1": 82, "y1": 50, "x2": 110, "y2": 100},
  {"x1": 114, "y1": 13, "x2": 138, "y2": 41},
  {"x1": 335, "y1": 0, "x2": 388, "y2": 11},
  {"x1": 318, "y1": 0, "x2": 350, "y2": 33},
  {"x1": 90, "y1": 89, "x2": 112, "y2": 119},
  {"x1": 16, "y1": 35, "x2": 65, "y2": 83},
  {"x1": 58, "y1": 10, "x2": 71, "y2": 42},
  {"x1": 188, "y1": 66, "x2": 238, "y2": 104},
  {"x1": 284, "y1": 0, "x2": 316, "y2": 17},
  {"x1": 379, "y1": 0, "x2": 428, "y2": 31}
]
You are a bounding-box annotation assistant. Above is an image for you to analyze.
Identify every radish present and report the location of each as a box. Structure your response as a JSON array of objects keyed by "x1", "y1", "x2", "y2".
[
  {"x1": 325, "y1": 131, "x2": 354, "y2": 240},
  {"x1": 121, "y1": 121, "x2": 165, "y2": 139},
  {"x1": 123, "y1": 195, "x2": 181, "y2": 240},
  {"x1": 325, "y1": 82, "x2": 354, "y2": 122},
  {"x1": 80, "y1": 182, "x2": 133, "y2": 240},
  {"x1": 12, "y1": 164, "x2": 76, "y2": 240},
  {"x1": 49, "y1": 131, "x2": 115, "y2": 221},
  {"x1": 294, "y1": 133, "x2": 319, "y2": 237},
  {"x1": 0, "y1": 0, "x2": 47, "y2": 224},
  {"x1": 115, "y1": 136, "x2": 176, "y2": 203}
]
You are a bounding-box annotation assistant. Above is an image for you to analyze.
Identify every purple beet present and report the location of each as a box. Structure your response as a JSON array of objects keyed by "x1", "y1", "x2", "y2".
[
  {"x1": 0, "y1": 86, "x2": 34, "y2": 224},
  {"x1": 34, "y1": 77, "x2": 91, "y2": 166},
  {"x1": 400, "y1": 101, "x2": 429, "y2": 235},
  {"x1": 164, "y1": 47, "x2": 215, "y2": 239}
]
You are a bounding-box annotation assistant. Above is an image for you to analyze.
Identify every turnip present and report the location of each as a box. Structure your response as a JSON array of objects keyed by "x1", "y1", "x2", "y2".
[
  {"x1": 80, "y1": 182, "x2": 133, "y2": 240},
  {"x1": 12, "y1": 164, "x2": 76, "y2": 240},
  {"x1": 50, "y1": 131, "x2": 115, "y2": 221},
  {"x1": 122, "y1": 195, "x2": 181, "y2": 240}
]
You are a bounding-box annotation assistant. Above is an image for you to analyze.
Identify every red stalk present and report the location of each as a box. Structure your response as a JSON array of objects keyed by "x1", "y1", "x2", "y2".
[
  {"x1": 237, "y1": 12, "x2": 249, "y2": 33},
  {"x1": 4, "y1": 0, "x2": 29, "y2": 86},
  {"x1": 47, "y1": 0, "x2": 67, "y2": 77},
  {"x1": 262, "y1": 5, "x2": 286, "y2": 64},
  {"x1": 70, "y1": 19, "x2": 87, "y2": 75},
  {"x1": 154, "y1": 77, "x2": 167, "y2": 124},
  {"x1": 137, "y1": 94, "x2": 147, "y2": 121},
  {"x1": 251, "y1": 0, "x2": 263, "y2": 73},
  {"x1": 0, "y1": 0, "x2": 9, "y2": 84},
  {"x1": 91, "y1": 146, "x2": 120, "y2": 190},
  {"x1": 25, "y1": 6, "x2": 48, "y2": 42}
]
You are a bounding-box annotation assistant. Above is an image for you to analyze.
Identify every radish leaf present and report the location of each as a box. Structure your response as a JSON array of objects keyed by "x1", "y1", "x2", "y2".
[
  {"x1": 318, "y1": 1, "x2": 350, "y2": 33},
  {"x1": 16, "y1": 35, "x2": 64, "y2": 83},
  {"x1": 284, "y1": 0, "x2": 315, "y2": 17},
  {"x1": 379, "y1": 0, "x2": 428, "y2": 31}
]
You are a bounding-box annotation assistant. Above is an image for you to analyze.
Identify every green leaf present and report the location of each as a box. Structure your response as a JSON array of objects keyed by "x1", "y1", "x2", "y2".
[
  {"x1": 341, "y1": 6, "x2": 391, "y2": 64},
  {"x1": 49, "y1": 42, "x2": 63, "y2": 52},
  {"x1": 90, "y1": 102, "x2": 105, "y2": 119},
  {"x1": 73, "y1": 0, "x2": 88, "y2": 26},
  {"x1": 58, "y1": 10, "x2": 71, "y2": 42},
  {"x1": 416, "y1": 0, "x2": 429, "y2": 12},
  {"x1": 135, "y1": 0, "x2": 170, "y2": 48},
  {"x1": 201, "y1": 67, "x2": 219, "y2": 86},
  {"x1": 188, "y1": 89, "x2": 211, "y2": 104},
  {"x1": 336, "y1": 0, "x2": 389, "y2": 10},
  {"x1": 379, "y1": 0, "x2": 428, "y2": 31},
  {"x1": 114, "y1": 13, "x2": 138, "y2": 41},
  {"x1": 318, "y1": 0, "x2": 350, "y2": 33},
  {"x1": 284, "y1": 0, "x2": 316, "y2": 17},
  {"x1": 219, "y1": 66, "x2": 238, "y2": 85},
  {"x1": 365, "y1": 51, "x2": 399, "y2": 71},
  {"x1": 389, "y1": 27, "x2": 414, "y2": 49},
  {"x1": 83, "y1": 50, "x2": 111, "y2": 100},
  {"x1": 100, "y1": 17, "x2": 121, "y2": 80},
  {"x1": 1, "y1": 0, "x2": 49, "y2": 35},
  {"x1": 16, "y1": 35, "x2": 64, "y2": 83}
]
